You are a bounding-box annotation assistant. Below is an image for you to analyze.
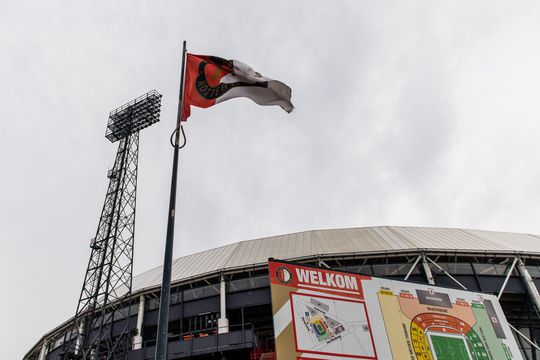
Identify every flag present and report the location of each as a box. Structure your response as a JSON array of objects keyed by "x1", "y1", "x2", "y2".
[{"x1": 181, "y1": 54, "x2": 294, "y2": 120}]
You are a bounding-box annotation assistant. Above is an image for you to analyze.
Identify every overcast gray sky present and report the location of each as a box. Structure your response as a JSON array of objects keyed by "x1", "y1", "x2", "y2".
[{"x1": 3, "y1": 1, "x2": 540, "y2": 358}]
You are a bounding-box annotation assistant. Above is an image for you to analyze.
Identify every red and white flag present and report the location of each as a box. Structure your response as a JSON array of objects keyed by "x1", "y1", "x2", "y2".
[{"x1": 181, "y1": 54, "x2": 294, "y2": 120}]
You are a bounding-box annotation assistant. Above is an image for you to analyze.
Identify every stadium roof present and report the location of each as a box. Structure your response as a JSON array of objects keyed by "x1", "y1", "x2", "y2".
[
  {"x1": 25, "y1": 226, "x2": 540, "y2": 359},
  {"x1": 132, "y1": 226, "x2": 540, "y2": 293}
]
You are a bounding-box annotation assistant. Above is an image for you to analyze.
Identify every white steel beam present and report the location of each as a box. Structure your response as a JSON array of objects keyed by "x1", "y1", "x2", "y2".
[
  {"x1": 218, "y1": 274, "x2": 229, "y2": 334},
  {"x1": 422, "y1": 253, "x2": 435, "y2": 285},
  {"x1": 497, "y1": 257, "x2": 519, "y2": 300},
  {"x1": 132, "y1": 295, "x2": 146, "y2": 350},
  {"x1": 517, "y1": 258, "x2": 540, "y2": 315},
  {"x1": 74, "y1": 320, "x2": 85, "y2": 355},
  {"x1": 509, "y1": 324, "x2": 540, "y2": 352},
  {"x1": 426, "y1": 257, "x2": 468, "y2": 290},
  {"x1": 404, "y1": 255, "x2": 422, "y2": 281},
  {"x1": 38, "y1": 339, "x2": 48, "y2": 360}
]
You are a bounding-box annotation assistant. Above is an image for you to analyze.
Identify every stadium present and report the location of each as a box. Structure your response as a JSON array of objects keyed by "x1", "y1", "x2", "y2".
[{"x1": 26, "y1": 226, "x2": 540, "y2": 360}]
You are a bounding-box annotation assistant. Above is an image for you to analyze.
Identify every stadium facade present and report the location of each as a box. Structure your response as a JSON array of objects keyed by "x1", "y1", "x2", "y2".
[{"x1": 26, "y1": 226, "x2": 540, "y2": 359}]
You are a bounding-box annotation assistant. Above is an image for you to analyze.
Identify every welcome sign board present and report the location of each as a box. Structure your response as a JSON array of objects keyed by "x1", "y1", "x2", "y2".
[{"x1": 269, "y1": 259, "x2": 522, "y2": 360}]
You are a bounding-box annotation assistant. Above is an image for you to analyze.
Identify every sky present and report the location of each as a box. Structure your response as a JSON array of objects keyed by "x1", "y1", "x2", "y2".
[{"x1": 2, "y1": 1, "x2": 540, "y2": 358}]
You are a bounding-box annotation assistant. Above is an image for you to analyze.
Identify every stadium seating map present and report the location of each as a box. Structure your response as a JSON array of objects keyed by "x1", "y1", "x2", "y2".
[
  {"x1": 375, "y1": 285, "x2": 518, "y2": 360},
  {"x1": 270, "y1": 260, "x2": 523, "y2": 360}
]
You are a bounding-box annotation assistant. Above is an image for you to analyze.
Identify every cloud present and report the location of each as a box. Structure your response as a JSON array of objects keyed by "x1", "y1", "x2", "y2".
[{"x1": 3, "y1": 1, "x2": 540, "y2": 358}]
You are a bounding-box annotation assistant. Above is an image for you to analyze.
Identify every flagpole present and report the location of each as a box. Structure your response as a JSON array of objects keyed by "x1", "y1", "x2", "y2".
[{"x1": 155, "y1": 40, "x2": 187, "y2": 360}]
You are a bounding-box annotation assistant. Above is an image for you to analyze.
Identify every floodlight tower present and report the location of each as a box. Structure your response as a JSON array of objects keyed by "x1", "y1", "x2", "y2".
[{"x1": 62, "y1": 90, "x2": 162, "y2": 359}]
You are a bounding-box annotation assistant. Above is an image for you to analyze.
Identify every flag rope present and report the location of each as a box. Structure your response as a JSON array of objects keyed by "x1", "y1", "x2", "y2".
[{"x1": 169, "y1": 125, "x2": 186, "y2": 149}]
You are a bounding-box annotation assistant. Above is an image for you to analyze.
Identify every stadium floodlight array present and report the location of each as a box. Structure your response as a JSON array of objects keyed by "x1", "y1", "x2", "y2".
[
  {"x1": 105, "y1": 89, "x2": 162, "y2": 142},
  {"x1": 62, "y1": 90, "x2": 162, "y2": 360}
]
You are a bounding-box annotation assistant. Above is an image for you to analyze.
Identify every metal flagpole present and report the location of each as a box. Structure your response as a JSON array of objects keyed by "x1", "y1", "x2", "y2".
[{"x1": 155, "y1": 40, "x2": 187, "y2": 360}]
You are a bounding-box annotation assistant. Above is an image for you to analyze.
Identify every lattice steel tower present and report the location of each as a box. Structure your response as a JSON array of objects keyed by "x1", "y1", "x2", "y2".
[{"x1": 63, "y1": 90, "x2": 162, "y2": 359}]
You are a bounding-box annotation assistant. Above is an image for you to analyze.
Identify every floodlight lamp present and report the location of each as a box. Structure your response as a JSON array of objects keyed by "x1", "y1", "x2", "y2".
[{"x1": 105, "y1": 89, "x2": 162, "y2": 143}]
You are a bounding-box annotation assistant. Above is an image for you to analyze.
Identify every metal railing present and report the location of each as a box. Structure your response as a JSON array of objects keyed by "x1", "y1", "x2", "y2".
[{"x1": 133, "y1": 323, "x2": 256, "y2": 359}]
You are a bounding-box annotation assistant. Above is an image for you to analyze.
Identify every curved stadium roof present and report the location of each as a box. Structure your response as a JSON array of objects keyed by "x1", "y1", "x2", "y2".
[
  {"x1": 132, "y1": 226, "x2": 540, "y2": 293},
  {"x1": 25, "y1": 226, "x2": 540, "y2": 359}
]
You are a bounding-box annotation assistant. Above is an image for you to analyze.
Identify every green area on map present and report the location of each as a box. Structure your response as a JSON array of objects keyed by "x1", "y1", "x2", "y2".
[{"x1": 431, "y1": 335, "x2": 471, "y2": 360}]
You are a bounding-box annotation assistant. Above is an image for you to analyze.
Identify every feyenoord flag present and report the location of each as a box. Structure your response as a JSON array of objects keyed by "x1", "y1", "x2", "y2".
[{"x1": 181, "y1": 54, "x2": 294, "y2": 120}]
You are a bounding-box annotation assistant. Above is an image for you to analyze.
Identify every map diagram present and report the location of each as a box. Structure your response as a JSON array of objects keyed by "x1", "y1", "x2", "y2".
[
  {"x1": 377, "y1": 287, "x2": 517, "y2": 360},
  {"x1": 291, "y1": 293, "x2": 376, "y2": 359},
  {"x1": 270, "y1": 260, "x2": 523, "y2": 360}
]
